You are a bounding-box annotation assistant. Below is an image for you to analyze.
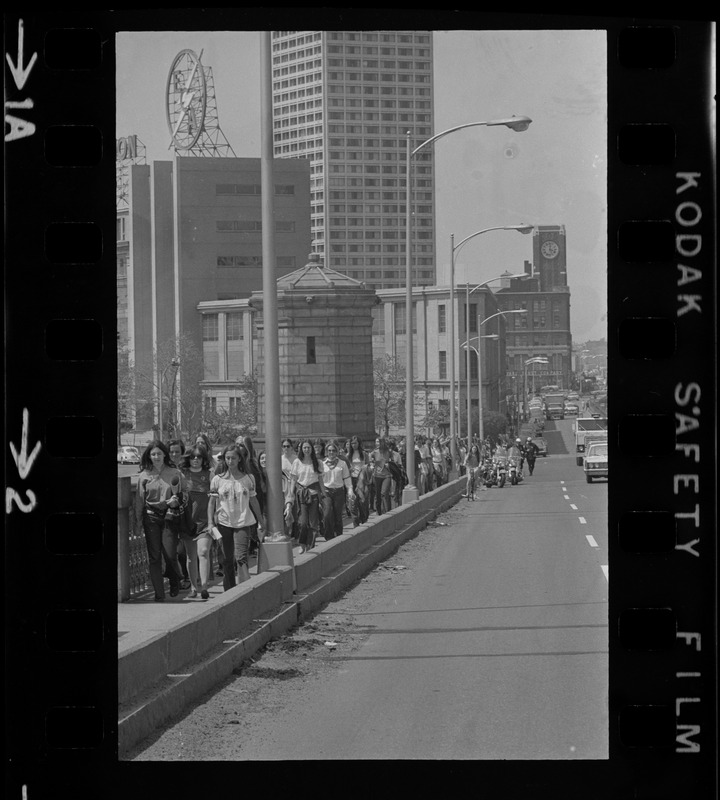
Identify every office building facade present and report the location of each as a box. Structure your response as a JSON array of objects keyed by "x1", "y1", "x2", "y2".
[
  {"x1": 271, "y1": 30, "x2": 436, "y2": 290},
  {"x1": 117, "y1": 155, "x2": 312, "y2": 430}
]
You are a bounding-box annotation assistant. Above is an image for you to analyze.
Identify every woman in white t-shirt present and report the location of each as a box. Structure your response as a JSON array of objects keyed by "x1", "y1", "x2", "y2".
[
  {"x1": 207, "y1": 443, "x2": 265, "y2": 591},
  {"x1": 287, "y1": 439, "x2": 326, "y2": 553}
]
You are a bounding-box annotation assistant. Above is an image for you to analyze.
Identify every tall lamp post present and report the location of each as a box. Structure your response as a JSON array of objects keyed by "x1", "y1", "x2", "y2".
[
  {"x1": 404, "y1": 116, "x2": 532, "y2": 503},
  {"x1": 449, "y1": 223, "x2": 533, "y2": 473},
  {"x1": 259, "y1": 30, "x2": 287, "y2": 546},
  {"x1": 464, "y1": 309, "x2": 527, "y2": 444},
  {"x1": 461, "y1": 334, "x2": 497, "y2": 444},
  {"x1": 524, "y1": 357, "x2": 549, "y2": 419},
  {"x1": 464, "y1": 270, "x2": 531, "y2": 437}
]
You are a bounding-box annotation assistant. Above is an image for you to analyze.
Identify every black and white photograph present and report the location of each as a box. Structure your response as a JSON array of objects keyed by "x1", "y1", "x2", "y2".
[
  {"x1": 3, "y1": 7, "x2": 717, "y2": 791},
  {"x1": 115, "y1": 26, "x2": 610, "y2": 761}
]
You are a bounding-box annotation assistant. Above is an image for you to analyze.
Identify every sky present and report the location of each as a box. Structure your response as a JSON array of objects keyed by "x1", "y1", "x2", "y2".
[{"x1": 117, "y1": 27, "x2": 607, "y2": 342}]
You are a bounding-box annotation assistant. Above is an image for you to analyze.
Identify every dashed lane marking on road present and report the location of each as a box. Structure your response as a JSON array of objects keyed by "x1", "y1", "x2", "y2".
[
  {"x1": 570, "y1": 503, "x2": 578, "y2": 510},
  {"x1": 586, "y1": 534, "x2": 599, "y2": 547},
  {"x1": 578, "y1": 516, "x2": 587, "y2": 524},
  {"x1": 564, "y1": 494, "x2": 570, "y2": 500},
  {"x1": 601, "y1": 565, "x2": 609, "y2": 581}
]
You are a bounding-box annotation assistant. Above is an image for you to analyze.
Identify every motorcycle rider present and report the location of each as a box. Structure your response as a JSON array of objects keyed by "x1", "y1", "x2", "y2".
[
  {"x1": 524, "y1": 437, "x2": 539, "y2": 475},
  {"x1": 508, "y1": 438, "x2": 524, "y2": 481}
]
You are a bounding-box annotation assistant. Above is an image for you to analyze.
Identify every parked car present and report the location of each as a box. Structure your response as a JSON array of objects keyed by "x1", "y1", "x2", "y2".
[
  {"x1": 533, "y1": 436, "x2": 548, "y2": 457},
  {"x1": 117, "y1": 446, "x2": 141, "y2": 465},
  {"x1": 564, "y1": 402, "x2": 579, "y2": 416},
  {"x1": 566, "y1": 392, "x2": 580, "y2": 401},
  {"x1": 583, "y1": 441, "x2": 608, "y2": 482}
]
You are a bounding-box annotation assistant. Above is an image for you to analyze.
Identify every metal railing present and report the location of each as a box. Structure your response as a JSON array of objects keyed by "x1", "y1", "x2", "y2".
[{"x1": 118, "y1": 477, "x2": 153, "y2": 601}]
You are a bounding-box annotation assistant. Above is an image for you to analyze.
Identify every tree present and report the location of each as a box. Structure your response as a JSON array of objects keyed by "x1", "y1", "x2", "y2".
[
  {"x1": 200, "y1": 372, "x2": 258, "y2": 443},
  {"x1": 373, "y1": 354, "x2": 407, "y2": 438},
  {"x1": 117, "y1": 342, "x2": 136, "y2": 445},
  {"x1": 127, "y1": 333, "x2": 205, "y2": 439},
  {"x1": 420, "y1": 404, "x2": 450, "y2": 437},
  {"x1": 482, "y1": 410, "x2": 508, "y2": 443}
]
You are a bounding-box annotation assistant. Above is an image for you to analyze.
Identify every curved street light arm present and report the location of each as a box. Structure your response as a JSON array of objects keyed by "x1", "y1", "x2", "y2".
[
  {"x1": 479, "y1": 308, "x2": 528, "y2": 327},
  {"x1": 455, "y1": 225, "x2": 534, "y2": 257},
  {"x1": 412, "y1": 116, "x2": 532, "y2": 156}
]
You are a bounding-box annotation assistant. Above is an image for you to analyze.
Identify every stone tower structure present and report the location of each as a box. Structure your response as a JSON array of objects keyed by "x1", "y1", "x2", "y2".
[{"x1": 251, "y1": 254, "x2": 378, "y2": 444}]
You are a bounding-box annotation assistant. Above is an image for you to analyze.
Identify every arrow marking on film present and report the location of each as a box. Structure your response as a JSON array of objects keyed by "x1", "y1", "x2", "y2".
[{"x1": 6, "y1": 19, "x2": 38, "y2": 91}]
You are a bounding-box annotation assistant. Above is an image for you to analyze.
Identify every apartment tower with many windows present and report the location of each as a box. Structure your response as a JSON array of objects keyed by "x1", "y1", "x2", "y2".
[{"x1": 271, "y1": 30, "x2": 436, "y2": 290}]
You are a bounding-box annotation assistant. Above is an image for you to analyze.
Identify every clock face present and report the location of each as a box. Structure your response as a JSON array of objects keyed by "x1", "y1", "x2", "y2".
[
  {"x1": 166, "y1": 49, "x2": 207, "y2": 150},
  {"x1": 541, "y1": 240, "x2": 560, "y2": 259}
]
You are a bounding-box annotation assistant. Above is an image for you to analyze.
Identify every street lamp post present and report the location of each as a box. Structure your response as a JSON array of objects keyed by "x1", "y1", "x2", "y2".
[
  {"x1": 461, "y1": 334, "x2": 497, "y2": 445},
  {"x1": 404, "y1": 116, "x2": 532, "y2": 503},
  {"x1": 463, "y1": 309, "x2": 527, "y2": 445},
  {"x1": 450, "y1": 223, "x2": 533, "y2": 470},
  {"x1": 523, "y1": 357, "x2": 549, "y2": 419}
]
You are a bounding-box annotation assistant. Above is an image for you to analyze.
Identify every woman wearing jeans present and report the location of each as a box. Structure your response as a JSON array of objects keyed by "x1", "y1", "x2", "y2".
[
  {"x1": 370, "y1": 437, "x2": 400, "y2": 516},
  {"x1": 134, "y1": 440, "x2": 186, "y2": 601},
  {"x1": 207, "y1": 444, "x2": 265, "y2": 591},
  {"x1": 288, "y1": 439, "x2": 326, "y2": 553}
]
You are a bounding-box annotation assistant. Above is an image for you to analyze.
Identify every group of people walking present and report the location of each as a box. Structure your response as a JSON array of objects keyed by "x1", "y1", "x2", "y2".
[
  {"x1": 134, "y1": 434, "x2": 268, "y2": 602},
  {"x1": 134, "y1": 432, "x2": 442, "y2": 602}
]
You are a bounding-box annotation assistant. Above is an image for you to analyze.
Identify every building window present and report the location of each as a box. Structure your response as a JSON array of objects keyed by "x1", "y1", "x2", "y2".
[
  {"x1": 204, "y1": 396, "x2": 218, "y2": 414},
  {"x1": 227, "y1": 313, "x2": 243, "y2": 340},
  {"x1": 394, "y1": 303, "x2": 406, "y2": 335},
  {"x1": 439, "y1": 350, "x2": 447, "y2": 380},
  {"x1": 202, "y1": 315, "x2": 218, "y2": 341},
  {"x1": 438, "y1": 304, "x2": 446, "y2": 333},
  {"x1": 306, "y1": 336, "x2": 316, "y2": 364}
]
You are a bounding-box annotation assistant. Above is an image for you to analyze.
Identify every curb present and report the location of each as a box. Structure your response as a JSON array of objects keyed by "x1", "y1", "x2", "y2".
[{"x1": 119, "y1": 479, "x2": 464, "y2": 756}]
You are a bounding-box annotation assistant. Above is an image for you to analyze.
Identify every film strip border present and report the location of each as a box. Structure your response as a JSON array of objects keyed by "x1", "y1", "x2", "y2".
[{"x1": 3, "y1": 11, "x2": 716, "y2": 794}]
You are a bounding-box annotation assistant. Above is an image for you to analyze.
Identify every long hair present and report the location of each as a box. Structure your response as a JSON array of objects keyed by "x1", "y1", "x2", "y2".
[
  {"x1": 195, "y1": 433, "x2": 213, "y2": 452},
  {"x1": 375, "y1": 437, "x2": 390, "y2": 456},
  {"x1": 346, "y1": 435, "x2": 365, "y2": 461},
  {"x1": 298, "y1": 439, "x2": 320, "y2": 472},
  {"x1": 236, "y1": 435, "x2": 257, "y2": 463},
  {"x1": 140, "y1": 439, "x2": 173, "y2": 471},
  {"x1": 180, "y1": 444, "x2": 211, "y2": 472},
  {"x1": 216, "y1": 443, "x2": 251, "y2": 476},
  {"x1": 312, "y1": 437, "x2": 326, "y2": 459}
]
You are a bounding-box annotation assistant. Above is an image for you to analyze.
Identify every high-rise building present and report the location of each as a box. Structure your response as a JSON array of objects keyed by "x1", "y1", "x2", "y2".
[{"x1": 271, "y1": 30, "x2": 436, "y2": 290}]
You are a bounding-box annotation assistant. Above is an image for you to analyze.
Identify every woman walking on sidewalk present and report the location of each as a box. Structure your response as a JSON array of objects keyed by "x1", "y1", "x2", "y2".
[
  {"x1": 135, "y1": 440, "x2": 186, "y2": 602},
  {"x1": 370, "y1": 437, "x2": 400, "y2": 516},
  {"x1": 463, "y1": 443, "x2": 481, "y2": 501},
  {"x1": 346, "y1": 435, "x2": 370, "y2": 526},
  {"x1": 180, "y1": 444, "x2": 213, "y2": 599},
  {"x1": 207, "y1": 444, "x2": 266, "y2": 591},
  {"x1": 322, "y1": 441, "x2": 354, "y2": 539},
  {"x1": 288, "y1": 439, "x2": 326, "y2": 553}
]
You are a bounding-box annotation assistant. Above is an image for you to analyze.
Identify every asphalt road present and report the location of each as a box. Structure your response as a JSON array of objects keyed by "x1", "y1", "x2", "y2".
[{"x1": 130, "y1": 418, "x2": 608, "y2": 760}]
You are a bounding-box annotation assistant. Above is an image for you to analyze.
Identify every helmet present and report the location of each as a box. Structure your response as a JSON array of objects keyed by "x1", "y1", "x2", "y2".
[
  {"x1": 526, "y1": 437, "x2": 532, "y2": 441},
  {"x1": 516, "y1": 438, "x2": 521, "y2": 443}
]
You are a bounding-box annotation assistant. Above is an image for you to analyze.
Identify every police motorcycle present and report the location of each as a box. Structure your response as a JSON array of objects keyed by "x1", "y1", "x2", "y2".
[
  {"x1": 508, "y1": 456, "x2": 523, "y2": 485},
  {"x1": 480, "y1": 457, "x2": 497, "y2": 488},
  {"x1": 494, "y1": 456, "x2": 508, "y2": 488}
]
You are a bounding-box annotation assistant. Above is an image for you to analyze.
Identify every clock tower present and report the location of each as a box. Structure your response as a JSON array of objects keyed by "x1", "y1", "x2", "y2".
[{"x1": 533, "y1": 225, "x2": 567, "y2": 291}]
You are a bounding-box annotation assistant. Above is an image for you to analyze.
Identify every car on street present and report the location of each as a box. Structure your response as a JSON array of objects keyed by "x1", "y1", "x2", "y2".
[
  {"x1": 117, "y1": 446, "x2": 141, "y2": 465},
  {"x1": 583, "y1": 440, "x2": 608, "y2": 482},
  {"x1": 532, "y1": 436, "x2": 548, "y2": 457},
  {"x1": 564, "y1": 402, "x2": 579, "y2": 416},
  {"x1": 566, "y1": 392, "x2": 580, "y2": 402}
]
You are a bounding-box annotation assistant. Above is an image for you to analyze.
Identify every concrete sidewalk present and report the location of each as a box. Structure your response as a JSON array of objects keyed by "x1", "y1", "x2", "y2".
[{"x1": 118, "y1": 478, "x2": 464, "y2": 756}]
